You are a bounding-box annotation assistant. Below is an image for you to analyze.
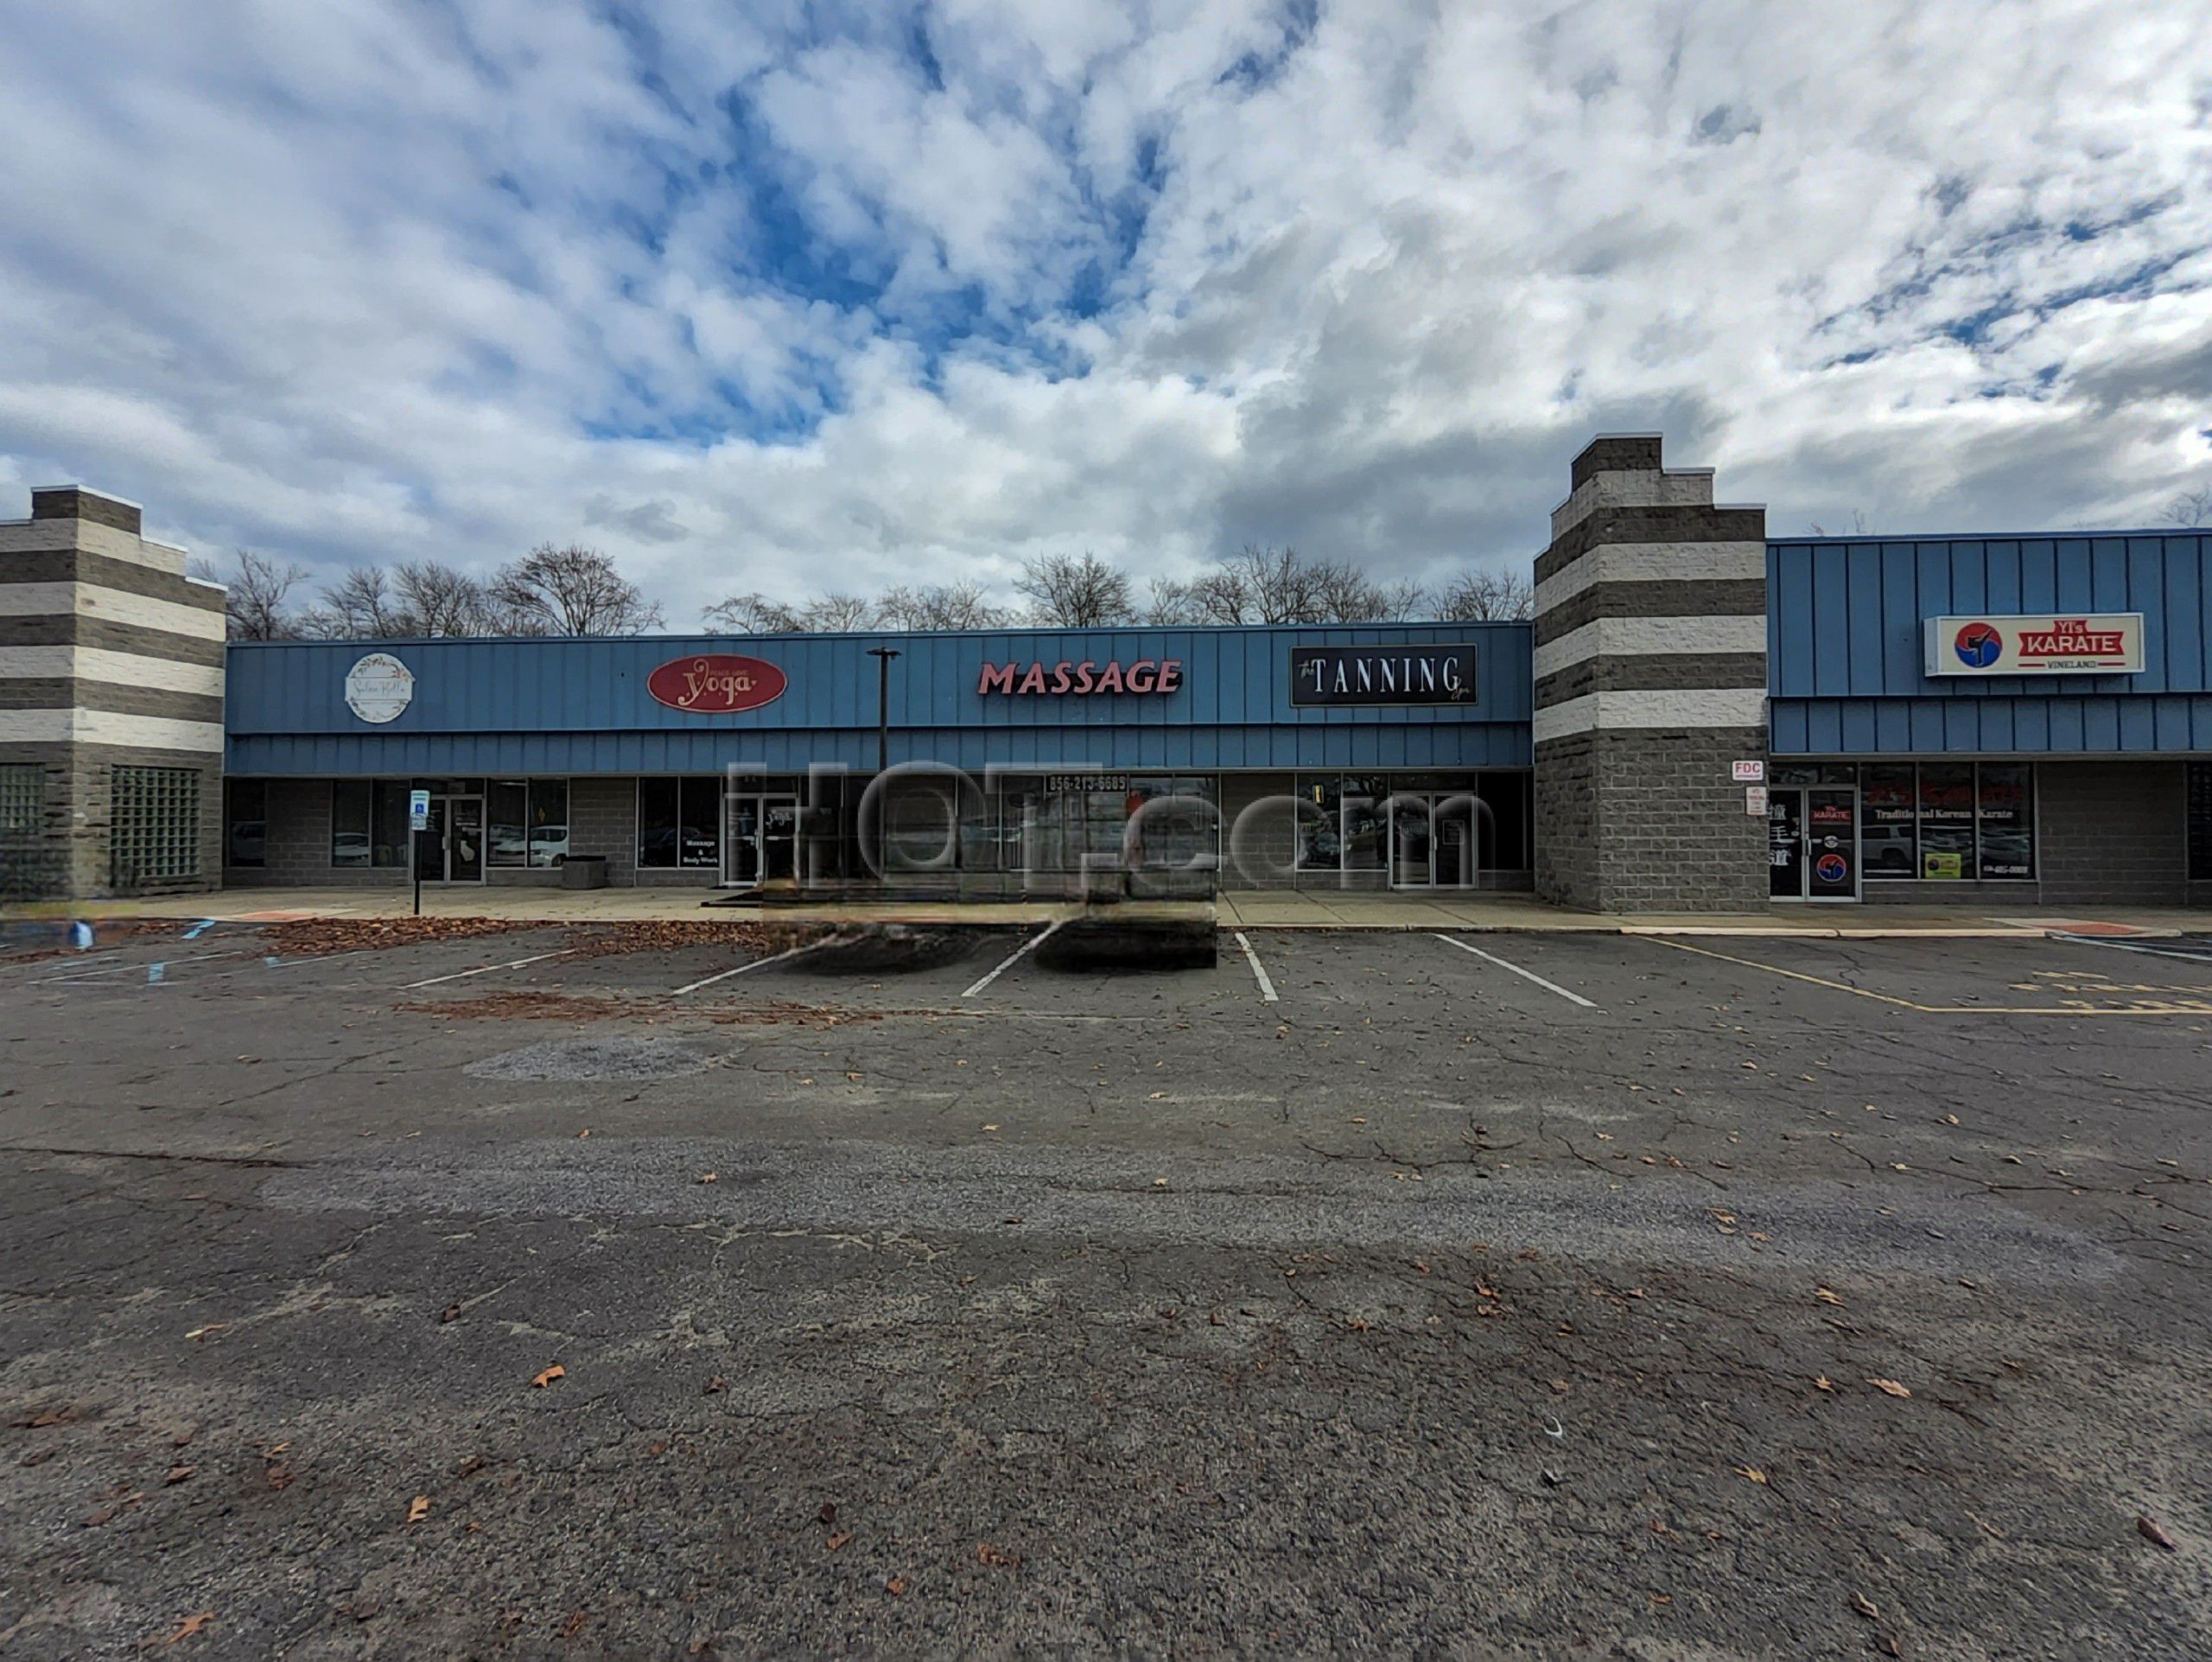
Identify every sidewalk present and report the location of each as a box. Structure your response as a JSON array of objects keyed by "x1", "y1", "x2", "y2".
[{"x1": 9, "y1": 885, "x2": 2201, "y2": 939}]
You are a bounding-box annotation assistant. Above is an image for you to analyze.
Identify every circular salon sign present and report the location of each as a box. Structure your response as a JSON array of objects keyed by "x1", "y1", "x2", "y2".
[{"x1": 345, "y1": 652, "x2": 415, "y2": 723}]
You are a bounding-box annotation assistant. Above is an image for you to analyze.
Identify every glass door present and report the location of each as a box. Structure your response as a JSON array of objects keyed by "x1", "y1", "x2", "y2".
[
  {"x1": 1389, "y1": 796, "x2": 1433, "y2": 888},
  {"x1": 761, "y1": 797, "x2": 798, "y2": 882},
  {"x1": 1769, "y1": 789, "x2": 1805, "y2": 899},
  {"x1": 1804, "y1": 786, "x2": 1859, "y2": 901},
  {"x1": 722, "y1": 797, "x2": 761, "y2": 886},
  {"x1": 445, "y1": 796, "x2": 485, "y2": 882}
]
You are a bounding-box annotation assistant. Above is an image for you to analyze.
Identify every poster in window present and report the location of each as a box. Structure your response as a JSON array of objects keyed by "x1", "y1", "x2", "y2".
[{"x1": 1975, "y1": 764, "x2": 2033, "y2": 880}]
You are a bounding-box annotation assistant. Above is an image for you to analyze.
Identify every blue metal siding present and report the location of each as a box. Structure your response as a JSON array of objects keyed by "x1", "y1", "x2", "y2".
[
  {"x1": 1769, "y1": 534, "x2": 2212, "y2": 754},
  {"x1": 226, "y1": 624, "x2": 1533, "y2": 776}
]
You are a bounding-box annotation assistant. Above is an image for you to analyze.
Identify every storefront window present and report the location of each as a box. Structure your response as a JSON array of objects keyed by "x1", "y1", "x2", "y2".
[
  {"x1": 1975, "y1": 763, "x2": 2033, "y2": 880},
  {"x1": 488, "y1": 780, "x2": 569, "y2": 869},
  {"x1": 1341, "y1": 774, "x2": 1390, "y2": 872},
  {"x1": 1860, "y1": 764, "x2": 1917, "y2": 879},
  {"x1": 226, "y1": 780, "x2": 266, "y2": 869},
  {"x1": 1916, "y1": 764, "x2": 1976, "y2": 881},
  {"x1": 1476, "y1": 774, "x2": 1531, "y2": 870},
  {"x1": 332, "y1": 780, "x2": 411, "y2": 867},
  {"x1": 991, "y1": 775, "x2": 1217, "y2": 873},
  {"x1": 1295, "y1": 776, "x2": 1340, "y2": 869},
  {"x1": 639, "y1": 777, "x2": 720, "y2": 869}
]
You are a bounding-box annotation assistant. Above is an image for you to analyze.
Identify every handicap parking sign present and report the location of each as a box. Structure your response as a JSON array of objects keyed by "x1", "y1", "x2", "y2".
[{"x1": 409, "y1": 788, "x2": 430, "y2": 831}]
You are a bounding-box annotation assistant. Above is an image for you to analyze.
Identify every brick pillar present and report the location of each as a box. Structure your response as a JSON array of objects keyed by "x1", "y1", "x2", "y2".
[
  {"x1": 0, "y1": 486, "x2": 227, "y2": 901},
  {"x1": 1532, "y1": 436, "x2": 1768, "y2": 913}
]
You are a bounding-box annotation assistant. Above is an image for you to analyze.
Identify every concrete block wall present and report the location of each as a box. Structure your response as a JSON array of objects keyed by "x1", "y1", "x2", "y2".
[
  {"x1": 2038, "y1": 761, "x2": 2190, "y2": 907},
  {"x1": 0, "y1": 485, "x2": 227, "y2": 900},
  {"x1": 1532, "y1": 436, "x2": 1770, "y2": 913}
]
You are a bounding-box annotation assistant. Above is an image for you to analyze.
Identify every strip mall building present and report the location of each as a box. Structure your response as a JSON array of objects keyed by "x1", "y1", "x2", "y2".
[{"x1": 4, "y1": 437, "x2": 2209, "y2": 912}]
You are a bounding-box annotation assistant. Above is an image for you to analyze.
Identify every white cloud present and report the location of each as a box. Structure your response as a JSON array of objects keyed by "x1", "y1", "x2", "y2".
[{"x1": 2, "y1": 0, "x2": 2209, "y2": 622}]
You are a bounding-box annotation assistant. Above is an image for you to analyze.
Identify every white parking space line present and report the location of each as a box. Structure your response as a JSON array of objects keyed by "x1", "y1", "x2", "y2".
[
  {"x1": 31, "y1": 950, "x2": 245, "y2": 985},
  {"x1": 2050, "y1": 933, "x2": 2212, "y2": 965},
  {"x1": 1232, "y1": 931, "x2": 1279, "y2": 1003},
  {"x1": 401, "y1": 949, "x2": 576, "y2": 990},
  {"x1": 963, "y1": 920, "x2": 1065, "y2": 999},
  {"x1": 668, "y1": 941, "x2": 817, "y2": 997},
  {"x1": 1433, "y1": 934, "x2": 1599, "y2": 1009}
]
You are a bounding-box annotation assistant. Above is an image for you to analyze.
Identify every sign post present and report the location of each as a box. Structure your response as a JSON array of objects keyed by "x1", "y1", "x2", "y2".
[{"x1": 409, "y1": 789, "x2": 430, "y2": 918}]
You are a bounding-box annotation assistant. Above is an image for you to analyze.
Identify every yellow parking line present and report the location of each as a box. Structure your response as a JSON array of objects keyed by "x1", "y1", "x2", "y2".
[{"x1": 1645, "y1": 938, "x2": 2212, "y2": 1017}]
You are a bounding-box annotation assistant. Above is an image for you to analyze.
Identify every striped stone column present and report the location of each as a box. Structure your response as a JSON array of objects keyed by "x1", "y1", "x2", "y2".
[
  {"x1": 1532, "y1": 435, "x2": 1768, "y2": 912},
  {"x1": 0, "y1": 487, "x2": 226, "y2": 899}
]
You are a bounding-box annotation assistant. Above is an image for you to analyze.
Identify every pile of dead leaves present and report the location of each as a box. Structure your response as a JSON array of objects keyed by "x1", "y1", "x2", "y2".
[
  {"x1": 397, "y1": 991, "x2": 645, "y2": 1022},
  {"x1": 559, "y1": 920, "x2": 820, "y2": 960},
  {"x1": 259, "y1": 918, "x2": 537, "y2": 957}
]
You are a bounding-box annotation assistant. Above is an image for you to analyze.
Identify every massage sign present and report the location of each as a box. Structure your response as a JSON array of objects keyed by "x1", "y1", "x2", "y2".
[{"x1": 976, "y1": 659, "x2": 1185, "y2": 696}]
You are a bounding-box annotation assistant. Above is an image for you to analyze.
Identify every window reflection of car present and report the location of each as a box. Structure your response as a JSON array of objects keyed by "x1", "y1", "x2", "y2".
[
  {"x1": 228, "y1": 820, "x2": 265, "y2": 864},
  {"x1": 490, "y1": 825, "x2": 531, "y2": 863},
  {"x1": 332, "y1": 830, "x2": 371, "y2": 864},
  {"x1": 529, "y1": 825, "x2": 569, "y2": 866}
]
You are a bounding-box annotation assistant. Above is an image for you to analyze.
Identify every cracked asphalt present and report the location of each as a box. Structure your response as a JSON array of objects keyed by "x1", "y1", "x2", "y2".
[{"x1": 3, "y1": 919, "x2": 2210, "y2": 1659}]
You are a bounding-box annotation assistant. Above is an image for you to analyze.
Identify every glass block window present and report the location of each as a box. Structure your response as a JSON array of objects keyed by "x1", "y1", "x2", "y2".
[
  {"x1": 0, "y1": 764, "x2": 41, "y2": 837},
  {"x1": 111, "y1": 766, "x2": 201, "y2": 885}
]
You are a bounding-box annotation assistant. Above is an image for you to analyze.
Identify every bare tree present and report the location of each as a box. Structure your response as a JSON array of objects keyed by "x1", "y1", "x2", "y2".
[
  {"x1": 794, "y1": 592, "x2": 883, "y2": 633},
  {"x1": 1808, "y1": 509, "x2": 1870, "y2": 536},
  {"x1": 490, "y1": 543, "x2": 664, "y2": 635},
  {"x1": 302, "y1": 560, "x2": 501, "y2": 638},
  {"x1": 877, "y1": 581, "x2": 1007, "y2": 631},
  {"x1": 1434, "y1": 567, "x2": 1534, "y2": 621},
  {"x1": 396, "y1": 561, "x2": 498, "y2": 636},
  {"x1": 702, "y1": 591, "x2": 803, "y2": 634},
  {"x1": 193, "y1": 548, "x2": 308, "y2": 640},
  {"x1": 2164, "y1": 487, "x2": 2212, "y2": 528},
  {"x1": 1142, "y1": 576, "x2": 1207, "y2": 625},
  {"x1": 1014, "y1": 551, "x2": 1135, "y2": 627}
]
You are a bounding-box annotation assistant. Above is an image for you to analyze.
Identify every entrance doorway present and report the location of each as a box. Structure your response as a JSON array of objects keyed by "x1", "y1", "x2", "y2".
[
  {"x1": 1769, "y1": 786, "x2": 1859, "y2": 901},
  {"x1": 414, "y1": 793, "x2": 485, "y2": 883},
  {"x1": 1389, "y1": 792, "x2": 1476, "y2": 888},
  {"x1": 721, "y1": 793, "x2": 799, "y2": 887}
]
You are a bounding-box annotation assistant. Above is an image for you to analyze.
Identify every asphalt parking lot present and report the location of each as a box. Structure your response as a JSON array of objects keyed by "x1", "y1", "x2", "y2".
[{"x1": 3, "y1": 918, "x2": 2211, "y2": 1659}]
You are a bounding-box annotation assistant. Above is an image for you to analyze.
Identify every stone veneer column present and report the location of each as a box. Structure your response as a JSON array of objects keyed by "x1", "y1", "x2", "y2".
[
  {"x1": 1532, "y1": 436, "x2": 1768, "y2": 913},
  {"x1": 0, "y1": 487, "x2": 227, "y2": 900}
]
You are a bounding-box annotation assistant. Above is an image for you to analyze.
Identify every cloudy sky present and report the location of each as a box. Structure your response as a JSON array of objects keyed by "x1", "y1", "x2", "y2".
[{"x1": 3, "y1": 0, "x2": 2209, "y2": 625}]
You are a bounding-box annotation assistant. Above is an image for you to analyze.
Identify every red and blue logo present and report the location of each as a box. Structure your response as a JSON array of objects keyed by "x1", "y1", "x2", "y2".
[
  {"x1": 1815, "y1": 852, "x2": 1850, "y2": 885},
  {"x1": 1953, "y1": 621, "x2": 2004, "y2": 669}
]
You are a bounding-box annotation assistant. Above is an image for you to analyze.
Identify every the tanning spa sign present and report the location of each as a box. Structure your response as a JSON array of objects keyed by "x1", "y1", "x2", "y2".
[
  {"x1": 1924, "y1": 614, "x2": 2145, "y2": 676},
  {"x1": 1291, "y1": 644, "x2": 1478, "y2": 707}
]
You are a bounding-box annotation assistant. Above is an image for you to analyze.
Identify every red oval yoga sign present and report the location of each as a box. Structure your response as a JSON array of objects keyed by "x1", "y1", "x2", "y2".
[{"x1": 646, "y1": 653, "x2": 788, "y2": 714}]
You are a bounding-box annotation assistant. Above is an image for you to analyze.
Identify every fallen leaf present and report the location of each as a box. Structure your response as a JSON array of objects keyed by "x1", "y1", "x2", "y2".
[
  {"x1": 825, "y1": 1530, "x2": 853, "y2": 1551},
  {"x1": 182, "y1": 1324, "x2": 226, "y2": 1342},
  {"x1": 406, "y1": 1495, "x2": 430, "y2": 1525},
  {"x1": 531, "y1": 1364, "x2": 565, "y2": 1389},
  {"x1": 1153, "y1": 1177, "x2": 1169, "y2": 1188},
  {"x1": 1814, "y1": 1287, "x2": 1845, "y2": 1307},
  {"x1": 576, "y1": 1128, "x2": 590, "y2": 1138},
  {"x1": 439, "y1": 1304, "x2": 462, "y2": 1324},
  {"x1": 977, "y1": 1542, "x2": 1020, "y2": 1568},
  {"x1": 2139, "y1": 1514, "x2": 2178, "y2": 1551},
  {"x1": 698, "y1": 1172, "x2": 719, "y2": 1185},
  {"x1": 705, "y1": 1375, "x2": 728, "y2": 1395},
  {"x1": 982, "y1": 1123, "x2": 1000, "y2": 1132},
  {"x1": 264, "y1": 1466, "x2": 295, "y2": 1491},
  {"x1": 164, "y1": 1465, "x2": 195, "y2": 1486},
  {"x1": 1942, "y1": 1113, "x2": 1961, "y2": 1125},
  {"x1": 1851, "y1": 1590, "x2": 1880, "y2": 1620},
  {"x1": 885, "y1": 1576, "x2": 908, "y2": 1596},
  {"x1": 562, "y1": 1608, "x2": 590, "y2": 1639},
  {"x1": 1814, "y1": 1376, "x2": 1834, "y2": 1391},
  {"x1": 817, "y1": 1501, "x2": 836, "y2": 1525},
  {"x1": 17, "y1": 1407, "x2": 77, "y2": 1429},
  {"x1": 1733, "y1": 1466, "x2": 1769, "y2": 1485},
  {"x1": 158, "y1": 1611, "x2": 216, "y2": 1646},
  {"x1": 1868, "y1": 1378, "x2": 1912, "y2": 1398}
]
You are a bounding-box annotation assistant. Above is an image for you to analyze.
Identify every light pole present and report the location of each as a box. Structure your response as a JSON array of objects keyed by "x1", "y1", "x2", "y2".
[{"x1": 866, "y1": 646, "x2": 900, "y2": 778}]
